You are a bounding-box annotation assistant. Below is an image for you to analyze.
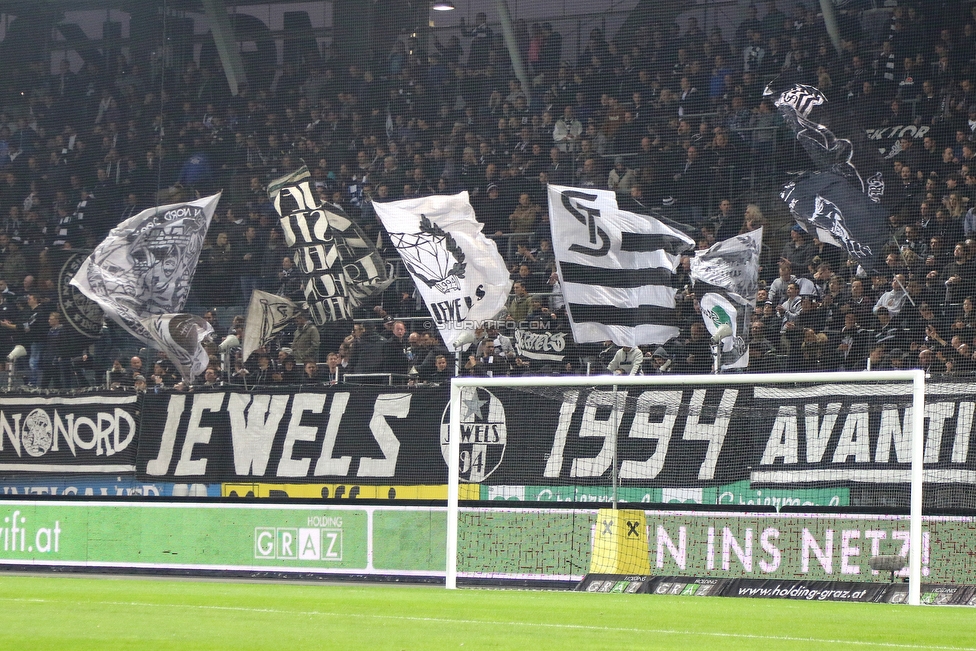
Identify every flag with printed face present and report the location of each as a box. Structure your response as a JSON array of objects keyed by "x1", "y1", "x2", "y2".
[
  {"x1": 141, "y1": 313, "x2": 213, "y2": 385},
  {"x1": 70, "y1": 193, "x2": 220, "y2": 343},
  {"x1": 268, "y1": 167, "x2": 392, "y2": 325},
  {"x1": 242, "y1": 290, "x2": 301, "y2": 362},
  {"x1": 547, "y1": 184, "x2": 695, "y2": 347},
  {"x1": 372, "y1": 192, "x2": 512, "y2": 349}
]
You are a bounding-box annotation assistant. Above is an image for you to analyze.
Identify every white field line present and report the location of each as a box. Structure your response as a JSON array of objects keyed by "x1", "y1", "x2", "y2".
[{"x1": 0, "y1": 597, "x2": 971, "y2": 650}]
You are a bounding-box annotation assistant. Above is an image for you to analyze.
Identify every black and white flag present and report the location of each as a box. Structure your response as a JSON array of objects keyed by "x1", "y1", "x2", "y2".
[
  {"x1": 141, "y1": 313, "x2": 213, "y2": 385},
  {"x1": 767, "y1": 79, "x2": 897, "y2": 272},
  {"x1": 268, "y1": 167, "x2": 392, "y2": 324},
  {"x1": 547, "y1": 185, "x2": 695, "y2": 347},
  {"x1": 70, "y1": 193, "x2": 219, "y2": 343},
  {"x1": 690, "y1": 228, "x2": 762, "y2": 303},
  {"x1": 781, "y1": 172, "x2": 887, "y2": 272},
  {"x1": 373, "y1": 193, "x2": 512, "y2": 349},
  {"x1": 691, "y1": 228, "x2": 762, "y2": 370},
  {"x1": 242, "y1": 290, "x2": 300, "y2": 361}
]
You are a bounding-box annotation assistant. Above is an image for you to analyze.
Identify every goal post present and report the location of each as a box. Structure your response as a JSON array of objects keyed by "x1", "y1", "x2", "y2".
[{"x1": 447, "y1": 370, "x2": 926, "y2": 605}]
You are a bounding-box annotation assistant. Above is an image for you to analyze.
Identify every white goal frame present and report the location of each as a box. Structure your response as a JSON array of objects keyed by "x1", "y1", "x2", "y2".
[{"x1": 447, "y1": 370, "x2": 926, "y2": 605}]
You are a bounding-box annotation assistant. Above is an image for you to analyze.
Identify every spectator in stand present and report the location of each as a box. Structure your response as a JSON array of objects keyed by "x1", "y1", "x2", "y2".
[
  {"x1": 201, "y1": 232, "x2": 235, "y2": 306},
  {"x1": 347, "y1": 322, "x2": 384, "y2": 374},
  {"x1": 107, "y1": 359, "x2": 127, "y2": 389},
  {"x1": 781, "y1": 225, "x2": 815, "y2": 270},
  {"x1": 200, "y1": 367, "x2": 222, "y2": 389},
  {"x1": 291, "y1": 311, "x2": 320, "y2": 364},
  {"x1": 873, "y1": 274, "x2": 910, "y2": 320},
  {"x1": 40, "y1": 311, "x2": 69, "y2": 389},
  {"x1": 237, "y1": 225, "x2": 264, "y2": 303},
  {"x1": 476, "y1": 183, "x2": 509, "y2": 236},
  {"x1": 300, "y1": 361, "x2": 321, "y2": 388},
  {"x1": 607, "y1": 345, "x2": 643, "y2": 375},
  {"x1": 133, "y1": 374, "x2": 148, "y2": 394},
  {"x1": 1, "y1": 292, "x2": 41, "y2": 385},
  {"x1": 382, "y1": 320, "x2": 410, "y2": 377},
  {"x1": 608, "y1": 157, "x2": 636, "y2": 192},
  {"x1": 509, "y1": 192, "x2": 540, "y2": 240},
  {"x1": 421, "y1": 353, "x2": 453, "y2": 384},
  {"x1": 671, "y1": 145, "x2": 709, "y2": 225},
  {"x1": 323, "y1": 351, "x2": 342, "y2": 385},
  {"x1": 553, "y1": 106, "x2": 582, "y2": 153},
  {"x1": 507, "y1": 281, "x2": 532, "y2": 323},
  {"x1": 461, "y1": 12, "x2": 493, "y2": 70}
]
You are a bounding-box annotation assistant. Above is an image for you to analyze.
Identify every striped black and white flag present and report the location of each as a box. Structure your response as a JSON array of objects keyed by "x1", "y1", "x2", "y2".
[{"x1": 547, "y1": 185, "x2": 695, "y2": 347}]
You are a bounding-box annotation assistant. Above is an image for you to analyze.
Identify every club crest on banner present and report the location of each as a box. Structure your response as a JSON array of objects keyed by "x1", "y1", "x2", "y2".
[
  {"x1": 440, "y1": 387, "x2": 507, "y2": 482},
  {"x1": 699, "y1": 293, "x2": 748, "y2": 368},
  {"x1": 373, "y1": 192, "x2": 511, "y2": 349},
  {"x1": 22, "y1": 409, "x2": 53, "y2": 457},
  {"x1": 772, "y1": 83, "x2": 825, "y2": 117}
]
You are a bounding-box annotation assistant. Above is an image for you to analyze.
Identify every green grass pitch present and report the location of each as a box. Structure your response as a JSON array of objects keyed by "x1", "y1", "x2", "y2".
[{"x1": 0, "y1": 574, "x2": 973, "y2": 650}]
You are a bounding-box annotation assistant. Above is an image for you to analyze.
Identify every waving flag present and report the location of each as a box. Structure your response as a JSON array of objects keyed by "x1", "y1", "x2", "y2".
[
  {"x1": 372, "y1": 192, "x2": 512, "y2": 349},
  {"x1": 547, "y1": 184, "x2": 695, "y2": 347},
  {"x1": 691, "y1": 228, "x2": 763, "y2": 370},
  {"x1": 781, "y1": 172, "x2": 888, "y2": 271},
  {"x1": 141, "y1": 313, "x2": 213, "y2": 385},
  {"x1": 268, "y1": 167, "x2": 392, "y2": 324},
  {"x1": 70, "y1": 193, "x2": 219, "y2": 342},
  {"x1": 767, "y1": 79, "x2": 897, "y2": 273},
  {"x1": 242, "y1": 290, "x2": 300, "y2": 362}
]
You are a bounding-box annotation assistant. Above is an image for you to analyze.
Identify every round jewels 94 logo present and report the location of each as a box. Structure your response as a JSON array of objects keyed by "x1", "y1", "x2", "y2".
[
  {"x1": 440, "y1": 387, "x2": 507, "y2": 482},
  {"x1": 22, "y1": 409, "x2": 53, "y2": 457}
]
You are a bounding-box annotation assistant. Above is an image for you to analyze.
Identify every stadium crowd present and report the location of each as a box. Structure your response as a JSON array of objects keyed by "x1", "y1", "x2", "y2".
[{"x1": 1, "y1": 0, "x2": 976, "y2": 388}]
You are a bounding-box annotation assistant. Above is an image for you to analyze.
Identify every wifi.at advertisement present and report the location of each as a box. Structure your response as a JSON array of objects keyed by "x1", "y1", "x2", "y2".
[{"x1": 0, "y1": 508, "x2": 62, "y2": 554}]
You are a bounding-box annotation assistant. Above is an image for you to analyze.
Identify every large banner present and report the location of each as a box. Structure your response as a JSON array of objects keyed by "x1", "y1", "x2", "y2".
[
  {"x1": 1, "y1": 500, "x2": 975, "y2": 592},
  {"x1": 136, "y1": 388, "x2": 447, "y2": 483},
  {"x1": 751, "y1": 380, "x2": 971, "y2": 485},
  {"x1": 134, "y1": 385, "x2": 754, "y2": 485},
  {"x1": 134, "y1": 382, "x2": 976, "y2": 487},
  {"x1": 0, "y1": 500, "x2": 444, "y2": 578},
  {"x1": 0, "y1": 394, "x2": 140, "y2": 474},
  {"x1": 3, "y1": 380, "x2": 976, "y2": 491}
]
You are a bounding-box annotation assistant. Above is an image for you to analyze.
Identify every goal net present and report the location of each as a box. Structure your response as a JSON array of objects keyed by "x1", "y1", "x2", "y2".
[{"x1": 446, "y1": 371, "x2": 935, "y2": 605}]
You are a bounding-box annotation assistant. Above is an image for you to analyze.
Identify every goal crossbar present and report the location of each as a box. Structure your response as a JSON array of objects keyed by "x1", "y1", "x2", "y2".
[{"x1": 446, "y1": 370, "x2": 926, "y2": 605}]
